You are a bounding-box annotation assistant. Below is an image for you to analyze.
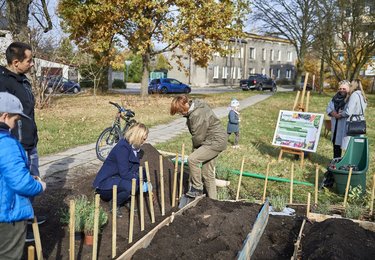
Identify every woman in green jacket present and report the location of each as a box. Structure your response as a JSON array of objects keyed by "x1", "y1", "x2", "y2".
[{"x1": 170, "y1": 95, "x2": 227, "y2": 199}]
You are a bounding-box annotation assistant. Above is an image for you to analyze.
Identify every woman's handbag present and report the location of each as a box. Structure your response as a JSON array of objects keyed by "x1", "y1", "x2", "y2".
[{"x1": 347, "y1": 93, "x2": 366, "y2": 136}]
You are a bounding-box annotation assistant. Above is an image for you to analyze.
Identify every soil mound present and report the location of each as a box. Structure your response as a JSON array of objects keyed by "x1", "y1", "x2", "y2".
[
  {"x1": 301, "y1": 218, "x2": 375, "y2": 260},
  {"x1": 132, "y1": 198, "x2": 261, "y2": 260}
]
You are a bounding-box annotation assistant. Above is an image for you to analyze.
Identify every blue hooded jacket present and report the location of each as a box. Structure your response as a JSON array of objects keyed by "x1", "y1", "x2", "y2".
[{"x1": 0, "y1": 127, "x2": 43, "y2": 223}]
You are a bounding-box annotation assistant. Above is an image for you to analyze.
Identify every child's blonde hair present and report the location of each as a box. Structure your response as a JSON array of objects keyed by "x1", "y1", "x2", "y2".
[{"x1": 124, "y1": 123, "x2": 149, "y2": 149}]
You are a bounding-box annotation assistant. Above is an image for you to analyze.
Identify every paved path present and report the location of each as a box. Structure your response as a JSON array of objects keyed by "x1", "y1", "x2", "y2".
[{"x1": 39, "y1": 93, "x2": 272, "y2": 179}]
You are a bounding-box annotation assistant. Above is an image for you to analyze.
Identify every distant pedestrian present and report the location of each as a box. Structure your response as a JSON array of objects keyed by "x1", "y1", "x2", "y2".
[
  {"x1": 170, "y1": 95, "x2": 227, "y2": 199},
  {"x1": 0, "y1": 42, "x2": 45, "y2": 241},
  {"x1": 0, "y1": 92, "x2": 46, "y2": 259},
  {"x1": 326, "y1": 80, "x2": 349, "y2": 158},
  {"x1": 227, "y1": 98, "x2": 240, "y2": 149}
]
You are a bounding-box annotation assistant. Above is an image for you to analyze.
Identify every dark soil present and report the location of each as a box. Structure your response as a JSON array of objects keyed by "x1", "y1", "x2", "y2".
[
  {"x1": 301, "y1": 218, "x2": 375, "y2": 260},
  {"x1": 24, "y1": 143, "x2": 375, "y2": 259}
]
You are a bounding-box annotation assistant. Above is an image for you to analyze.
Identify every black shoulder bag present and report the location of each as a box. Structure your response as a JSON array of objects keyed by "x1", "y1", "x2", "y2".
[{"x1": 347, "y1": 93, "x2": 366, "y2": 136}]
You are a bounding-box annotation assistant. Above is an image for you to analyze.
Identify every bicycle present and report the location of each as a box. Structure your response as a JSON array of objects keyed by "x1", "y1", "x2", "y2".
[{"x1": 95, "y1": 101, "x2": 136, "y2": 162}]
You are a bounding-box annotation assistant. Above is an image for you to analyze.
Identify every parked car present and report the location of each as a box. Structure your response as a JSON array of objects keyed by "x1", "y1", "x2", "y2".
[
  {"x1": 148, "y1": 78, "x2": 191, "y2": 94},
  {"x1": 47, "y1": 77, "x2": 81, "y2": 94},
  {"x1": 240, "y1": 74, "x2": 277, "y2": 92}
]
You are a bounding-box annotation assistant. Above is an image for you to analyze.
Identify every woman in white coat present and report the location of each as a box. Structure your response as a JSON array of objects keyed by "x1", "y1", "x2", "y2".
[
  {"x1": 340, "y1": 79, "x2": 368, "y2": 150},
  {"x1": 326, "y1": 80, "x2": 350, "y2": 158}
]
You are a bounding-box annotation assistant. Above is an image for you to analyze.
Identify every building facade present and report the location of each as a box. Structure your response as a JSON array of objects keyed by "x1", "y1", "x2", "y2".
[{"x1": 166, "y1": 33, "x2": 297, "y2": 87}]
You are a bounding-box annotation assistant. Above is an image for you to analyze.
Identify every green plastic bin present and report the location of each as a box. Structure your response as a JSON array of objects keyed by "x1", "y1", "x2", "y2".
[{"x1": 329, "y1": 137, "x2": 369, "y2": 195}]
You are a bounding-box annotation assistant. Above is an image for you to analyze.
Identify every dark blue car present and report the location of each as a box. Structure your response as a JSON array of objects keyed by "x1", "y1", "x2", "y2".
[
  {"x1": 47, "y1": 77, "x2": 81, "y2": 94},
  {"x1": 148, "y1": 78, "x2": 191, "y2": 94}
]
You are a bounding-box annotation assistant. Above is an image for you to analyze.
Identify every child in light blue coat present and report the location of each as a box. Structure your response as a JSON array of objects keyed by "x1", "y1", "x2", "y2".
[{"x1": 227, "y1": 99, "x2": 240, "y2": 148}]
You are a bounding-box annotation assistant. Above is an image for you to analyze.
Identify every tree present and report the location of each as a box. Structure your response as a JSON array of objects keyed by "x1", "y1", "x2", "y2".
[
  {"x1": 250, "y1": 0, "x2": 318, "y2": 86},
  {"x1": 58, "y1": 0, "x2": 250, "y2": 96},
  {"x1": 1, "y1": 0, "x2": 52, "y2": 41},
  {"x1": 315, "y1": 0, "x2": 375, "y2": 82}
]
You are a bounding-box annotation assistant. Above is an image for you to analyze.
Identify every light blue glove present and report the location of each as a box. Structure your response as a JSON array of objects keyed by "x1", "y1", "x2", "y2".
[{"x1": 143, "y1": 182, "x2": 152, "y2": 193}]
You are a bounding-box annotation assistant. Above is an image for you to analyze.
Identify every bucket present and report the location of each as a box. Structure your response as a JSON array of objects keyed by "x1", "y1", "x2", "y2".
[{"x1": 331, "y1": 170, "x2": 366, "y2": 195}]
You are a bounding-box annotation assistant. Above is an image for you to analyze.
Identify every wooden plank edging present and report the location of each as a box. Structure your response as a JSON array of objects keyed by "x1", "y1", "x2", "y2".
[
  {"x1": 237, "y1": 200, "x2": 270, "y2": 260},
  {"x1": 291, "y1": 218, "x2": 306, "y2": 260},
  {"x1": 116, "y1": 195, "x2": 205, "y2": 260}
]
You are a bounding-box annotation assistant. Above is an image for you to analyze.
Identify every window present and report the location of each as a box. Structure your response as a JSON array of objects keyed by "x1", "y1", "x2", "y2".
[
  {"x1": 286, "y1": 69, "x2": 291, "y2": 79},
  {"x1": 249, "y1": 68, "x2": 255, "y2": 74},
  {"x1": 262, "y1": 49, "x2": 266, "y2": 60},
  {"x1": 261, "y1": 68, "x2": 265, "y2": 75},
  {"x1": 237, "y1": 68, "x2": 242, "y2": 79},
  {"x1": 213, "y1": 66, "x2": 219, "y2": 79},
  {"x1": 270, "y1": 49, "x2": 274, "y2": 61},
  {"x1": 287, "y1": 51, "x2": 293, "y2": 62},
  {"x1": 170, "y1": 79, "x2": 180, "y2": 84},
  {"x1": 222, "y1": 67, "x2": 228, "y2": 79},
  {"x1": 277, "y1": 69, "x2": 280, "y2": 78},
  {"x1": 249, "y1": 47, "x2": 256, "y2": 59},
  {"x1": 277, "y1": 50, "x2": 281, "y2": 61},
  {"x1": 269, "y1": 68, "x2": 274, "y2": 77},
  {"x1": 231, "y1": 67, "x2": 236, "y2": 79},
  {"x1": 239, "y1": 47, "x2": 244, "y2": 59}
]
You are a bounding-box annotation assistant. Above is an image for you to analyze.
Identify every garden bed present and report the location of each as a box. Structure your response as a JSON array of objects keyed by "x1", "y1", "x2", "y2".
[{"x1": 26, "y1": 143, "x2": 374, "y2": 259}]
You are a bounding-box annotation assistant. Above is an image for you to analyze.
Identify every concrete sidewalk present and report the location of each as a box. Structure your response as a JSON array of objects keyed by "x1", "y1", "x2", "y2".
[{"x1": 38, "y1": 93, "x2": 272, "y2": 178}]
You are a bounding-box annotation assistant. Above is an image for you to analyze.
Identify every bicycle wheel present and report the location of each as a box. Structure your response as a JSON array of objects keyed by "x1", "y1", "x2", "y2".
[{"x1": 96, "y1": 127, "x2": 122, "y2": 162}]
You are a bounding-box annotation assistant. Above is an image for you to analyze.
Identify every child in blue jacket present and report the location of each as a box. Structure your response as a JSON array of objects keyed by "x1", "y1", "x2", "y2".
[
  {"x1": 227, "y1": 99, "x2": 240, "y2": 148},
  {"x1": 0, "y1": 92, "x2": 46, "y2": 259}
]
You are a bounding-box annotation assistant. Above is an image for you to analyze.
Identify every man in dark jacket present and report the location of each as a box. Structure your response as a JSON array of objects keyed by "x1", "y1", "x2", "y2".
[
  {"x1": 170, "y1": 95, "x2": 227, "y2": 199},
  {"x1": 0, "y1": 42, "x2": 44, "y2": 240}
]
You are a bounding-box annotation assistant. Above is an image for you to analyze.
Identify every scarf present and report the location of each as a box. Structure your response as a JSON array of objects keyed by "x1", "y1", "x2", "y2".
[{"x1": 332, "y1": 92, "x2": 346, "y2": 112}]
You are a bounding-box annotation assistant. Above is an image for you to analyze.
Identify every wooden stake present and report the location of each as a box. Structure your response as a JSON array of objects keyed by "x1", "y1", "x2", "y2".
[
  {"x1": 160, "y1": 155, "x2": 165, "y2": 216},
  {"x1": 69, "y1": 200, "x2": 75, "y2": 260},
  {"x1": 370, "y1": 174, "x2": 375, "y2": 216},
  {"x1": 300, "y1": 72, "x2": 309, "y2": 107},
  {"x1": 307, "y1": 193, "x2": 311, "y2": 218},
  {"x1": 112, "y1": 185, "x2": 117, "y2": 258},
  {"x1": 306, "y1": 91, "x2": 310, "y2": 112},
  {"x1": 145, "y1": 162, "x2": 155, "y2": 223},
  {"x1": 343, "y1": 167, "x2": 353, "y2": 208},
  {"x1": 129, "y1": 178, "x2": 136, "y2": 244},
  {"x1": 172, "y1": 153, "x2": 178, "y2": 207},
  {"x1": 290, "y1": 163, "x2": 294, "y2": 204},
  {"x1": 32, "y1": 217, "x2": 43, "y2": 260},
  {"x1": 236, "y1": 157, "x2": 245, "y2": 201},
  {"x1": 292, "y1": 91, "x2": 300, "y2": 111},
  {"x1": 92, "y1": 194, "x2": 100, "y2": 260},
  {"x1": 262, "y1": 163, "x2": 270, "y2": 203},
  {"x1": 139, "y1": 167, "x2": 145, "y2": 231},
  {"x1": 28, "y1": 245, "x2": 35, "y2": 260},
  {"x1": 179, "y1": 143, "x2": 185, "y2": 198},
  {"x1": 314, "y1": 165, "x2": 319, "y2": 205}
]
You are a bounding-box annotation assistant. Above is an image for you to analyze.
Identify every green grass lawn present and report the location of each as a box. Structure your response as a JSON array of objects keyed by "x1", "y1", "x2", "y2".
[
  {"x1": 36, "y1": 90, "x2": 256, "y2": 155},
  {"x1": 155, "y1": 91, "x2": 375, "y2": 206}
]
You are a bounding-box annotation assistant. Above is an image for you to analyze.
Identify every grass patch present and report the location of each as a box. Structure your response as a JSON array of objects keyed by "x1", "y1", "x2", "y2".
[
  {"x1": 155, "y1": 91, "x2": 375, "y2": 203},
  {"x1": 36, "y1": 90, "x2": 256, "y2": 155}
]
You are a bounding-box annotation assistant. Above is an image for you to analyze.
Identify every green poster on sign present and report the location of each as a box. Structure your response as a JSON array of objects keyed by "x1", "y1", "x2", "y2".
[{"x1": 272, "y1": 110, "x2": 324, "y2": 152}]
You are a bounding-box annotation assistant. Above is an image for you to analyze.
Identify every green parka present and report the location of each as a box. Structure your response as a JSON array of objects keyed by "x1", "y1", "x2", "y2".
[{"x1": 186, "y1": 99, "x2": 227, "y2": 152}]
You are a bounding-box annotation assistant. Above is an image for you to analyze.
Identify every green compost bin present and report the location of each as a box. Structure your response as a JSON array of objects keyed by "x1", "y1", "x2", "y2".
[{"x1": 329, "y1": 137, "x2": 368, "y2": 195}]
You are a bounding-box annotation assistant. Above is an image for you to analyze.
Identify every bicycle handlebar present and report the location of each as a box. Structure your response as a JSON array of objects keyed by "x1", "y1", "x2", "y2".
[{"x1": 109, "y1": 101, "x2": 135, "y2": 118}]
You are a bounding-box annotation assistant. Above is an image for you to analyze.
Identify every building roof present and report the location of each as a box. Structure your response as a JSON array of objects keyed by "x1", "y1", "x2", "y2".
[{"x1": 245, "y1": 32, "x2": 293, "y2": 44}]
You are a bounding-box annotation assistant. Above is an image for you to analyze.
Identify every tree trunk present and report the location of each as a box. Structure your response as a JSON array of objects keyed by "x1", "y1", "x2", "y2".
[
  {"x1": 319, "y1": 55, "x2": 324, "y2": 94},
  {"x1": 140, "y1": 53, "x2": 150, "y2": 97},
  {"x1": 6, "y1": 0, "x2": 32, "y2": 42}
]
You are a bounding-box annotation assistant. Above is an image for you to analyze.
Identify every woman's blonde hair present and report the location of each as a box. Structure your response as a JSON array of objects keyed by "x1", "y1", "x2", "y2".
[
  {"x1": 124, "y1": 122, "x2": 149, "y2": 149},
  {"x1": 170, "y1": 95, "x2": 190, "y2": 115},
  {"x1": 347, "y1": 79, "x2": 368, "y2": 103}
]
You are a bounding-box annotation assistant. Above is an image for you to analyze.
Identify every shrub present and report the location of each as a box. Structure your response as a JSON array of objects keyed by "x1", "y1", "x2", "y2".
[
  {"x1": 112, "y1": 79, "x2": 126, "y2": 89},
  {"x1": 315, "y1": 200, "x2": 331, "y2": 215},
  {"x1": 60, "y1": 195, "x2": 90, "y2": 232},
  {"x1": 344, "y1": 204, "x2": 364, "y2": 220},
  {"x1": 84, "y1": 200, "x2": 108, "y2": 236},
  {"x1": 270, "y1": 194, "x2": 286, "y2": 212},
  {"x1": 276, "y1": 78, "x2": 291, "y2": 86}
]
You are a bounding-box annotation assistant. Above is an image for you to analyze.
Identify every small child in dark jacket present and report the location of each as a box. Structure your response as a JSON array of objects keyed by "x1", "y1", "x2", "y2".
[{"x1": 227, "y1": 99, "x2": 240, "y2": 148}]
